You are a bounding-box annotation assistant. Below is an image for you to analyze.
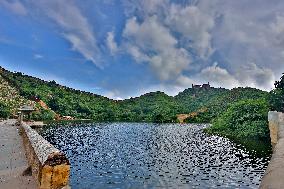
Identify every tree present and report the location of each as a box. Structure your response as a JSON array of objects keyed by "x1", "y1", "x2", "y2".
[
  {"x1": 206, "y1": 99, "x2": 269, "y2": 139},
  {"x1": 269, "y1": 73, "x2": 284, "y2": 112},
  {"x1": 275, "y1": 74, "x2": 284, "y2": 89}
]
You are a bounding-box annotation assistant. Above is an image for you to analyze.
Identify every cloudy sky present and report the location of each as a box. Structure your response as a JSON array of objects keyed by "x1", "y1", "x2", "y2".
[{"x1": 0, "y1": 0, "x2": 283, "y2": 99}]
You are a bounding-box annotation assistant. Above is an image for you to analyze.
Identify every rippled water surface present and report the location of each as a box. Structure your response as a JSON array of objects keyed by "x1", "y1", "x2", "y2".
[{"x1": 41, "y1": 123, "x2": 271, "y2": 189}]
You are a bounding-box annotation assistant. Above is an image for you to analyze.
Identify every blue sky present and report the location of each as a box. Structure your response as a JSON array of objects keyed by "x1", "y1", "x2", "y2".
[{"x1": 0, "y1": 0, "x2": 284, "y2": 99}]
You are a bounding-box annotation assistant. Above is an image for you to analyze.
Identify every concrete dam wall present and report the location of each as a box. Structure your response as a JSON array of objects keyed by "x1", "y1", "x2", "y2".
[
  {"x1": 260, "y1": 111, "x2": 284, "y2": 189},
  {"x1": 21, "y1": 122, "x2": 70, "y2": 189},
  {"x1": 19, "y1": 111, "x2": 284, "y2": 188}
]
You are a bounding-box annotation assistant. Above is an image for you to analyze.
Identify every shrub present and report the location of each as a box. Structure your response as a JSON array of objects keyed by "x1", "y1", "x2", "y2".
[
  {"x1": 30, "y1": 108, "x2": 56, "y2": 121},
  {"x1": 30, "y1": 102, "x2": 56, "y2": 121},
  {"x1": 206, "y1": 99, "x2": 270, "y2": 140},
  {"x1": 184, "y1": 111, "x2": 212, "y2": 123},
  {"x1": 0, "y1": 102, "x2": 11, "y2": 119}
]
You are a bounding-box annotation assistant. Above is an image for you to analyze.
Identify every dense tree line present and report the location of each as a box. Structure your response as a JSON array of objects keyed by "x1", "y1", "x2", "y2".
[
  {"x1": 206, "y1": 99, "x2": 270, "y2": 140},
  {"x1": 0, "y1": 67, "x2": 270, "y2": 124},
  {"x1": 1, "y1": 68, "x2": 181, "y2": 122},
  {"x1": 181, "y1": 87, "x2": 268, "y2": 123},
  {"x1": 204, "y1": 74, "x2": 284, "y2": 142}
]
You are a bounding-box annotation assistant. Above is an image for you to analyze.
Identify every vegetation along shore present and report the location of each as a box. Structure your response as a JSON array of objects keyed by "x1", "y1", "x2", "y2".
[{"x1": 0, "y1": 66, "x2": 283, "y2": 149}]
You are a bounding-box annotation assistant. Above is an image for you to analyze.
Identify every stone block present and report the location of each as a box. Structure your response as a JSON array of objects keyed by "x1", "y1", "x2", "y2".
[{"x1": 40, "y1": 165, "x2": 53, "y2": 189}]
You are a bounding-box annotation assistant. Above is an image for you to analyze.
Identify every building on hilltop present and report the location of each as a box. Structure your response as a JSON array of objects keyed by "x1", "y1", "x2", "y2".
[
  {"x1": 192, "y1": 84, "x2": 201, "y2": 89},
  {"x1": 202, "y1": 82, "x2": 211, "y2": 89},
  {"x1": 192, "y1": 82, "x2": 211, "y2": 90}
]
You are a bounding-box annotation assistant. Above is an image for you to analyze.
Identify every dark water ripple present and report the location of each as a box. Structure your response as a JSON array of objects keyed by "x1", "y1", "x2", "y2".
[{"x1": 40, "y1": 123, "x2": 271, "y2": 189}]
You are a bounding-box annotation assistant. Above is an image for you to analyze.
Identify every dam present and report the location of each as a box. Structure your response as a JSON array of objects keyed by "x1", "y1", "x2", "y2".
[{"x1": 3, "y1": 112, "x2": 284, "y2": 188}]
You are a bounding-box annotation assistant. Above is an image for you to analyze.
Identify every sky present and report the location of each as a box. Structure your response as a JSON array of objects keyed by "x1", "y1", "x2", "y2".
[{"x1": 0, "y1": 0, "x2": 284, "y2": 99}]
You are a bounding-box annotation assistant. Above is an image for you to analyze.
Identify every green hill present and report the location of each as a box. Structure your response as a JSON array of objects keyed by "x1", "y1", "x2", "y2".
[
  {"x1": 0, "y1": 70, "x2": 33, "y2": 118},
  {"x1": 0, "y1": 67, "x2": 118, "y2": 121},
  {"x1": 175, "y1": 87, "x2": 229, "y2": 116},
  {"x1": 119, "y1": 91, "x2": 181, "y2": 122},
  {"x1": 0, "y1": 66, "x2": 268, "y2": 123},
  {"x1": 174, "y1": 87, "x2": 268, "y2": 123}
]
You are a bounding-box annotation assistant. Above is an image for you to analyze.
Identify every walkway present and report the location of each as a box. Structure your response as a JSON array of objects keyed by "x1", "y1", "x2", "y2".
[{"x1": 0, "y1": 119, "x2": 36, "y2": 189}]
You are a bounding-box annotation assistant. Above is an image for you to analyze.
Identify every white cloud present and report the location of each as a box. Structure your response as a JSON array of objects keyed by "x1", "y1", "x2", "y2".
[
  {"x1": 206, "y1": 0, "x2": 284, "y2": 86},
  {"x1": 104, "y1": 90, "x2": 123, "y2": 100},
  {"x1": 4, "y1": 0, "x2": 283, "y2": 95},
  {"x1": 0, "y1": 0, "x2": 27, "y2": 16},
  {"x1": 31, "y1": 0, "x2": 101, "y2": 67},
  {"x1": 123, "y1": 0, "x2": 168, "y2": 17},
  {"x1": 166, "y1": 4, "x2": 215, "y2": 58},
  {"x1": 236, "y1": 62, "x2": 275, "y2": 91},
  {"x1": 126, "y1": 44, "x2": 149, "y2": 63},
  {"x1": 271, "y1": 15, "x2": 284, "y2": 34},
  {"x1": 106, "y1": 31, "x2": 118, "y2": 55},
  {"x1": 63, "y1": 34, "x2": 98, "y2": 66},
  {"x1": 271, "y1": 15, "x2": 284, "y2": 47},
  {"x1": 199, "y1": 62, "x2": 239, "y2": 89},
  {"x1": 33, "y1": 54, "x2": 43, "y2": 59},
  {"x1": 141, "y1": 0, "x2": 167, "y2": 14},
  {"x1": 124, "y1": 16, "x2": 177, "y2": 52},
  {"x1": 123, "y1": 16, "x2": 191, "y2": 80},
  {"x1": 198, "y1": 62, "x2": 275, "y2": 91},
  {"x1": 175, "y1": 75, "x2": 195, "y2": 88},
  {"x1": 121, "y1": 0, "x2": 216, "y2": 90},
  {"x1": 123, "y1": 0, "x2": 215, "y2": 59}
]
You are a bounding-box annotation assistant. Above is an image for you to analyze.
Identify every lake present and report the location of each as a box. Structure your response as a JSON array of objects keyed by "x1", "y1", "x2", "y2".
[{"x1": 40, "y1": 123, "x2": 271, "y2": 189}]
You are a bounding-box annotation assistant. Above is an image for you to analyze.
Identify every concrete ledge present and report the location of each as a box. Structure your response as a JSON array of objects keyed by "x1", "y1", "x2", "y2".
[
  {"x1": 260, "y1": 111, "x2": 284, "y2": 189},
  {"x1": 21, "y1": 122, "x2": 70, "y2": 189}
]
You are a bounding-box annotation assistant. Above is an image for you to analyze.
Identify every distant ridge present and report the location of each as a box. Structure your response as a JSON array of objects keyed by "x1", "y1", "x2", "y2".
[{"x1": 0, "y1": 66, "x2": 268, "y2": 123}]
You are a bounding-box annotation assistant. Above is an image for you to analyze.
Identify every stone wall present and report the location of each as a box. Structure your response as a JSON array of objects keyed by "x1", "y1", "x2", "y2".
[
  {"x1": 260, "y1": 111, "x2": 284, "y2": 189},
  {"x1": 21, "y1": 122, "x2": 70, "y2": 189}
]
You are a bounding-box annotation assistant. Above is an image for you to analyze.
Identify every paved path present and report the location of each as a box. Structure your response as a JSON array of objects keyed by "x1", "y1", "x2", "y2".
[{"x1": 0, "y1": 119, "x2": 36, "y2": 189}]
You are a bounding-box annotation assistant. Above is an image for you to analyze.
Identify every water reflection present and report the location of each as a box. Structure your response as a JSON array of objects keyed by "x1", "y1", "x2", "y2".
[{"x1": 40, "y1": 123, "x2": 271, "y2": 189}]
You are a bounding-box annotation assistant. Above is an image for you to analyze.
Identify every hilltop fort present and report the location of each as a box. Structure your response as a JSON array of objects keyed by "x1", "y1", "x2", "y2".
[{"x1": 192, "y1": 82, "x2": 211, "y2": 90}]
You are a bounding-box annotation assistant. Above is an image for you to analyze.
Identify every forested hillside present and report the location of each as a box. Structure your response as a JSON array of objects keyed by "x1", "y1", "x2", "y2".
[
  {"x1": 0, "y1": 67, "x2": 118, "y2": 121},
  {"x1": 206, "y1": 74, "x2": 284, "y2": 141},
  {"x1": 120, "y1": 91, "x2": 182, "y2": 122},
  {"x1": 176, "y1": 87, "x2": 268, "y2": 123},
  {"x1": 0, "y1": 66, "x2": 269, "y2": 123},
  {"x1": 0, "y1": 73, "x2": 32, "y2": 118}
]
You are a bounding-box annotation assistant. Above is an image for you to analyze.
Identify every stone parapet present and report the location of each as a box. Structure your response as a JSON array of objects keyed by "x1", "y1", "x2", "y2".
[
  {"x1": 268, "y1": 111, "x2": 281, "y2": 147},
  {"x1": 21, "y1": 122, "x2": 70, "y2": 189},
  {"x1": 260, "y1": 111, "x2": 284, "y2": 189}
]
